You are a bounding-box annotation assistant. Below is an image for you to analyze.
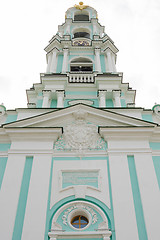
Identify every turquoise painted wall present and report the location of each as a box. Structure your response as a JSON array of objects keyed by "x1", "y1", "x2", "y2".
[
  {"x1": 106, "y1": 99, "x2": 114, "y2": 108},
  {"x1": 12, "y1": 156, "x2": 33, "y2": 240},
  {"x1": 62, "y1": 171, "x2": 99, "y2": 189},
  {"x1": 5, "y1": 115, "x2": 17, "y2": 124},
  {"x1": 149, "y1": 142, "x2": 160, "y2": 150},
  {"x1": 66, "y1": 91, "x2": 97, "y2": 96},
  {"x1": 120, "y1": 99, "x2": 126, "y2": 107},
  {"x1": 50, "y1": 99, "x2": 57, "y2": 108},
  {"x1": 152, "y1": 156, "x2": 160, "y2": 189},
  {"x1": 0, "y1": 143, "x2": 11, "y2": 151},
  {"x1": 100, "y1": 55, "x2": 106, "y2": 72},
  {"x1": 53, "y1": 156, "x2": 108, "y2": 161},
  {"x1": 57, "y1": 54, "x2": 63, "y2": 73},
  {"x1": 37, "y1": 99, "x2": 43, "y2": 108},
  {"x1": 0, "y1": 157, "x2": 8, "y2": 190},
  {"x1": 142, "y1": 114, "x2": 153, "y2": 123},
  {"x1": 127, "y1": 155, "x2": 148, "y2": 240},
  {"x1": 38, "y1": 92, "x2": 43, "y2": 97}
]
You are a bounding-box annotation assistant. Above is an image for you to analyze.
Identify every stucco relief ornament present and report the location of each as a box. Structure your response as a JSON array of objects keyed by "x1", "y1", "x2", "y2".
[{"x1": 54, "y1": 120, "x2": 106, "y2": 152}]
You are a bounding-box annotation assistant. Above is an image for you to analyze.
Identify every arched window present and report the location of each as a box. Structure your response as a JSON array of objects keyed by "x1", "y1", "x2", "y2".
[
  {"x1": 73, "y1": 32, "x2": 90, "y2": 39},
  {"x1": 74, "y1": 10, "x2": 89, "y2": 21},
  {"x1": 70, "y1": 57, "x2": 93, "y2": 72}
]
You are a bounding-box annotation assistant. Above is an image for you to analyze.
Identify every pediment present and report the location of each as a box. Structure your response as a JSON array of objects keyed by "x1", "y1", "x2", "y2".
[{"x1": 2, "y1": 104, "x2": 156, "y2": 129}]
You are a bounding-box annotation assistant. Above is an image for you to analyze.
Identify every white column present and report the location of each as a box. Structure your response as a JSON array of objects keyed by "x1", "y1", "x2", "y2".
[
  {"x1": 93, "y1": 23, "x2": 98, "y2": 35},
  {"x1": 21, "y1": 155, "x2": 52, "y2": 240},
  {"x1": 46, "y1": 53, "x2": 52, "y2": 73},
  {"x1": 95, "y1": 48, "x2": 101, "y2": 72},
  {"x1": 66, "y1": 23, "x2": 71, "y2": 35},
  {"x1": 56, "y1": 91, "x2": 64, "y2": 108},
  {"x1": 50, "y1": 48, "x2": 58, "y2": 73},
  {"x1": 42, "y1": 90, "x2": 51, "y2": 108},
  {"x1": 134, "y1": 153, "x2": 160, "y2": 240},
  {"x1": 0, "y1": 154, "x2": 26, "y2": 240},
  {"x1": 112, "y1": 53, "x2": 117, "y2": 72},
  {"x1": 62, "y1": 48, "x2": 69, "y2": 73},
  {"x1": 99, "y1": 90, "x2": 106, "y2": 107},
  {"x1": 113, "y1": 90, "x2": 121, "y2": 107},
  {"x1": 109, "y1": 153, "x2": 139, "y2": 240},
  {"x1": 105, "y1": 49, "x2": 113, "y2": 72}
]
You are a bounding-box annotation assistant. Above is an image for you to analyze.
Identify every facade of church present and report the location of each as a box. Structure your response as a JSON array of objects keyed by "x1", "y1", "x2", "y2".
[{"x1": 0, "y1": 2, "x2": 160, "y2": 240}]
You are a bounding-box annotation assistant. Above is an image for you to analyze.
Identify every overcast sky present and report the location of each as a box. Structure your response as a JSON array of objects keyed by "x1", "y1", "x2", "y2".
[{"x1": 0, "y1": 0, "x2": 160, "y2": 110}]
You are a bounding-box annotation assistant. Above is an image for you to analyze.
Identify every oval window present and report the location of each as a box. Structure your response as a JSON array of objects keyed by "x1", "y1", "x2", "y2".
[{"x1": 71, "y1": 215, "x2": 88, "y2": 229}]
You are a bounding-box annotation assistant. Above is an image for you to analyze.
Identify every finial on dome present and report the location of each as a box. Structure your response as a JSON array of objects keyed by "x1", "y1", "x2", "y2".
[{"x1": 74, "y1": 2, "x2": 88, "y2": 10}]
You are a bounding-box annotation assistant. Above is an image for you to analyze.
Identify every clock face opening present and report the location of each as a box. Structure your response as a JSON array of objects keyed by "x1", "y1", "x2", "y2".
[{"x1": 73, "y1": 40, "x2": 90, "y2": 46}]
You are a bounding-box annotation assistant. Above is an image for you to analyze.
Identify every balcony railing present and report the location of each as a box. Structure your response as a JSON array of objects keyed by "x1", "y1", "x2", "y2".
[{"x1": 68, "y1": 73, "x2": 95, "y2": 83}]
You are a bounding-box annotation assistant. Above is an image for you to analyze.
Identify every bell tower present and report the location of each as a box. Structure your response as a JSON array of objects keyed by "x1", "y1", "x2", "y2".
[
  {"x1": 1, "y1": 2, "x2": 160, "y2": 240},
  {"x1": 26, "y1": 2, "x2": 135, "y2": 110}
]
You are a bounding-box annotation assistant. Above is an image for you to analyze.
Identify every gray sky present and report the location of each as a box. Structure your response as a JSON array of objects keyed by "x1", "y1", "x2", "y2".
[{"x1": 0, "y1": 0, "x2": 160, "y2": 110}]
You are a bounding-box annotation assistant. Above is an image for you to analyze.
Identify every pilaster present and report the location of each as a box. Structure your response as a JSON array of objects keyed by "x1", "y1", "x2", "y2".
[
  {"x1": 99, "y1": 90, "x2": 107, "y2": 107},
  {"x1": 62, "y1": 48, "x2": 69, "y2": 73},
  {"x1": 42, "y1": 90, "x2": 51, "y2": 108},
  {"x1": 95, "y1": 48, "x2": 102, "y2": 72},
  {"x1": 50, "y1": 48, "x2": 59, "y2": 73},
  {"x1": 113, "y1": 90, "x2": 121, "y2": 107},
  {"x1": 56, "y1": 90, "x2": 65, "y2": 108},
  {"x1": 46, "y1": 53, "x2": 52, "y2": 73},
  {"x1": 104, "y1": 49, "x2": 114, "y2": 72}
]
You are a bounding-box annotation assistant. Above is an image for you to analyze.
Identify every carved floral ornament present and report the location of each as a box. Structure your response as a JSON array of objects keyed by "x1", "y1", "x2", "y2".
[
  {"x1": 54, "y1": 120, "x2": 106, "y2": 152},
  {"x1": 62, "y1": 203, "x2": 98, "y2": 226}
]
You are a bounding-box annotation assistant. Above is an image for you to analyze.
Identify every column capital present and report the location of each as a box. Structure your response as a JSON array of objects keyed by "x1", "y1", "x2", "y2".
[
  {"x1": 56, "y1": 90, "x2": 65, "y2": 98},
  {"x1": 42, "y1": 90, "x2": 52, "y2": 98},
  {"x1": 98, "y1": 90, "x2": 107, "y2": 97},
  {"x1": 113, "y1": 90, "x2": 121, "y2": 98},
  {"x1": 95, "y1": 48, "x2": 101, "y2": 54},
  {"x1": 63, "y1": 48, "x2": 69, "y2": 52}
]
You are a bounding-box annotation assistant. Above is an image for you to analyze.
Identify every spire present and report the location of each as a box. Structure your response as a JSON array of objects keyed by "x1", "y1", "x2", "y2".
[{"x1": 74, "y1": 2, "x2": 88, "y2": 10}]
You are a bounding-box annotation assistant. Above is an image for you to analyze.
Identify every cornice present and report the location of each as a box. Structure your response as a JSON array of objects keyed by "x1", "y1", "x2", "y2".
[
  {"x1": 99, "y1": 126, "x2": 156, "y2": 140},
  {"x1": 4, "y1": 127, "x2": 62, "y2": 141}
]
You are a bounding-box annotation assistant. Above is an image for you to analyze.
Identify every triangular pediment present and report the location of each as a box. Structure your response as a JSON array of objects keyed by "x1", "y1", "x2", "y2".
[{"x1": 2, "y1": 104, "x2": 156, "y2": 129}]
